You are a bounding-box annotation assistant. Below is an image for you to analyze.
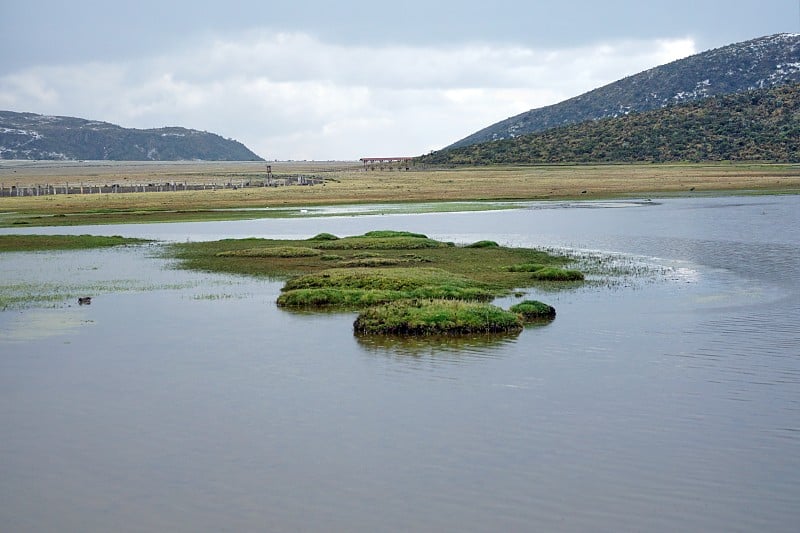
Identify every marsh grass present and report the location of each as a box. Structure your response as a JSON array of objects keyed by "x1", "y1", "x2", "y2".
[
  {"x1": 353, "y1": 299, "x2": 524, "y2": 335},
  {"x1": 505, "y1": 263, "x2": 547, "y2": 272},
  {"x1": 530, "y1": 267, "x2": 585, "y2": 281},
  {"x1": 216, "y1": 246, "x2": 321, "y2": 258},
  {"x1": 168, "y1": 231, "x2": 585, "y2": 333},
  {"x1": 0, "y1": 234, "x2": 151, "y2": 252},
  {"x1": 336, "y1": 257, "x2": 405, "y2": 267},
  {"x1": 167, "y1": 231, "x2": 576, "y2": 289},
  {"x1": 314, "y1": 236, "x2": 451, "y2": 250},
  {"x1": 509, "y1": 300, "x2": 557, "y2": 321},
  {"x1": 0, "y1": 279, "x2": 189, "y2": 311},
  {"x1": 465, "y1": 240, "x2": 500, "y2": 248},
  {"x1": 308, "y1": 232, "x2": 339, "y2": 241}
]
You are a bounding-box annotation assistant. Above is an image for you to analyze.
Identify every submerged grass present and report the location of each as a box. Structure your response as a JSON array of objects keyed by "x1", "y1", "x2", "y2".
[{"x1": 0, "y1": 234, "x2": 151, "y2": 252}]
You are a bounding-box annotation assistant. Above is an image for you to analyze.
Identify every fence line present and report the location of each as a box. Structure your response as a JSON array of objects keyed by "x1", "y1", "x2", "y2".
[{"x1": 0, "y1": 175, "x2": 323, "y2": 197}]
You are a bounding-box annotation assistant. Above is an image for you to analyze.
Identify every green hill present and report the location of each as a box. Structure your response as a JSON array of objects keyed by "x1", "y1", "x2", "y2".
[{"x1": 419, "y1": 83, "x2": 800, "y2": 165}]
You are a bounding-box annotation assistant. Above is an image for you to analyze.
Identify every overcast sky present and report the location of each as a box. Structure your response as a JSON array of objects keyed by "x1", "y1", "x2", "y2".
[{"x1": 1, "y1": 1, "x2": 798, "y2": 160}]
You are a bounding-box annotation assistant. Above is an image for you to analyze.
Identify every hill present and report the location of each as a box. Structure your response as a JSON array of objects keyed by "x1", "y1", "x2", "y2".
[
  {"x1": 0, "y1": 111, "x2": 263, "y2": 161},
  {"x1": 419, "y1": 83, "x2": 800, "y2": 165},
  {"x1": 446, "y1": 33, "x2": 800, "y2": 150}
]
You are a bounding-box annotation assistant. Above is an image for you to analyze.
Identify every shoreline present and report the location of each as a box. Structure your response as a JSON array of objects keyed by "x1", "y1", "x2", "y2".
[{"x1": 1, "y1": 162, "x2": 798, "y2": 227}]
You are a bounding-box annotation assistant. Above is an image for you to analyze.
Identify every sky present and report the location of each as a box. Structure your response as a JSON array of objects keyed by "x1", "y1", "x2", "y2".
[{"x1": 1, "y1": 1, "x2": 798, "y2": 160}]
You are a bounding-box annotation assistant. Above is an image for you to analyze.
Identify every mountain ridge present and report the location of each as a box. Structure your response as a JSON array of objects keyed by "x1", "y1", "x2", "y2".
[
  {"x1": 0, "y1": 111, "x2": 263, "y2": 161},
  {"x1": 420, "y1": 83, "x2": 800, "y2": 165},
  {"x1": 446, "y1": 33, "x2": 800, "y2": 150}
]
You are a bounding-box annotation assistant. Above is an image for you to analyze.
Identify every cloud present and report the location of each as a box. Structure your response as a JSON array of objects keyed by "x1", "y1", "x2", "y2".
[{"x1": 0, "y1": 33, "x2": 696, "y2": 160}]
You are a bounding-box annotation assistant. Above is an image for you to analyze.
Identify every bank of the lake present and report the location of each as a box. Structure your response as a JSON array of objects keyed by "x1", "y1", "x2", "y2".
[{"x1": 1, "y1": 162, "x2": 799, "y2": 227}]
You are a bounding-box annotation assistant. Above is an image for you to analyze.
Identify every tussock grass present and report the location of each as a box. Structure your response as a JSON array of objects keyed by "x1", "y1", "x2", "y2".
[
  {"x1": 465, "y1": 240, "x2": 500, "y2": 248},
  {"x1": 530, "y1": 267, "x2": 585, "y2": 281},
  {"x1": 505, "y1": 263, "x2": 546, "y2": 272},
  {"x1": 0, "y1": 234, "x2": 151, "y2": 252},
  {"x1": 362, "y1": 230, "x2": 429, "y2": 239},
  {"x1": 216, "y1": 246, "x2": 320, "y2": 258},
  {"x1": 308, "y1": 232, "x2": 339, "y2": 241},
  {"x1": 353, "y1": 299, "x2": 523, "y2": 335},
  {"x1": 167, "y1": 231, "x2": 587, "y2": 332},
  {"x1": 336, "y1": 257, "x2": 405, "y2": 267},
  {"x1": 315, "y1": 236, "x2": 451, "y2": 250},
  {"x1": 167, "y1": 232, "x2": 576, "y2": 286},
  {"x1": 283, "y1": 267, "x2": 480, "y2": 292},
  {"x1": 278, "y1": 266, "x2": 495, "y2": 309},
  {"x1": 510, "y1": 300, "x2": 557, "y2": 321}
]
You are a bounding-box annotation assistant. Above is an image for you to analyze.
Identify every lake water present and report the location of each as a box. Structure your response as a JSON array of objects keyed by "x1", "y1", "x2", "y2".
[{"x1": 1, "y1": 195, "x2": 798, "y2": 532}]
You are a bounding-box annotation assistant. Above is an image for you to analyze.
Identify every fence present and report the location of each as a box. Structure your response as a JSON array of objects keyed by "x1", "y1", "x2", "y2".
[{"x1": 0, "y1": 175, "x2": 324, "y2": 197}]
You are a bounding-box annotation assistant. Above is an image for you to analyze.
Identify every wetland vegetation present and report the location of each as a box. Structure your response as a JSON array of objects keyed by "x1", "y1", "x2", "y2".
[
  {"x1": 0, "y1": 234, "x2": 151, "y2": 252},
  {"x1": 168, "y1": 230, "x2": 584, "y2": 335}
]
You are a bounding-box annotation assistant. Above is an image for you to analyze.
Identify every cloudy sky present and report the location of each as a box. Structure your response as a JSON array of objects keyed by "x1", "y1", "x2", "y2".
[{"x1": 1, "y1": 1, "x2": 797, "y2": 160}]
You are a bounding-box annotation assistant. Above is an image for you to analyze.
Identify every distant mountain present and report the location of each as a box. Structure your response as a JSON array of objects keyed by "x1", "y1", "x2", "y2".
[
  {"x1": 419, "y1": 83, "x2": 800, "y2": 165},
  {"x1": 0, "y1": 111, "x2": 263, "y2": 161},
  {"x1": 446, "y1": 33, "x2": 800, "y2": 150}
]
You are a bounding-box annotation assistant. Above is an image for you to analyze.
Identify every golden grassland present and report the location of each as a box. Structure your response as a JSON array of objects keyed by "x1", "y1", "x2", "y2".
[{"x1": 1, "y1": 161, "x2": 799, "y2": 225}]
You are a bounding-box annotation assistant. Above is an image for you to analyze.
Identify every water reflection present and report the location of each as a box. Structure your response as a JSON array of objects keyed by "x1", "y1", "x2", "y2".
[
  {"x1": 356, "y1": 332, "x2": 519, "y2": 358},
  {"x1": 0, "y1": 308, "x2": 93, "y2": 342}
]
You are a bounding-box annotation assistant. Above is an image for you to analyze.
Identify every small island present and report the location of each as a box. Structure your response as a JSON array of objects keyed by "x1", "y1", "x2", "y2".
[{"x1": 169, "y1": 230, "x2": 583, "y2": 335}]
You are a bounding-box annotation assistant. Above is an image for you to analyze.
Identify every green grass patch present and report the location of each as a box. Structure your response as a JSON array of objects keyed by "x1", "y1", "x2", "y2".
[
  {"x1": 336, "y1": 257, "x2": 405, "y2": 267},
  {"x1": 166, "y1": 231, "x2": 587, "y2": 333},
  {"x1": 0, "y1": 234, "x2": 151, "y2": 252},
  {"x1": 166, "y1": 232, "x2": 577, "y2": 288},
  {"x1": 354, "y1": 299, "x2": 523, "y2": 336},
  {"x1": 283, "y1": 267, "x2": 480, "y2": 292},
  {"x1": 308, "y1": 232, "x2": 340, "y2": 241},
  {"x1": 361, "y1": 230, "x2": 429, "y2": 239},
  {"x1": 505, "y1": 263, "x2": 547, "y2": 272},
  {"x1": 530, "y1": 267, "x2": 585, "y2": 281},
  {"x1": 465, "y1": 240, "x2": 500, "y2": 248},
  {"x1": 509, "y1": 300, "x2": 557, "y2": 321},
  {"x1": 315, "y1": 236, "x2": 451, "y2": 250},
  {"x1": 216, "y1": 246, "x2": 321, "y2": 258}
]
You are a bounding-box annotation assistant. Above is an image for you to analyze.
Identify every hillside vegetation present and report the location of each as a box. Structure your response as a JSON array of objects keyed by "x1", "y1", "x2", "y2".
[
  {"x1": 420, "y1": 83, "x2": 800, "y2": 165},
  {"x1": 448, "y1": 33, "x2": 800, "y2": 149}
]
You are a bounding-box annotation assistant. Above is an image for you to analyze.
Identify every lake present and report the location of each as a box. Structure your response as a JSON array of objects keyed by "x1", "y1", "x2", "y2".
[{"x1": 1, "y1": 195, "x2": 798, "y2": 532}]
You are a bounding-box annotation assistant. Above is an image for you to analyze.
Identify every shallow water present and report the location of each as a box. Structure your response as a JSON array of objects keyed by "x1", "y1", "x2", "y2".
[{"x1": 1, "y1": 195, "x2": 798, "y2": 532}]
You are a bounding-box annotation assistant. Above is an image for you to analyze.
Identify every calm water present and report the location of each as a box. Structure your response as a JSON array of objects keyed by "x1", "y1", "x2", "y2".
[{"x1": 1, "y1": 196, "x2": 798, "y2": 532}]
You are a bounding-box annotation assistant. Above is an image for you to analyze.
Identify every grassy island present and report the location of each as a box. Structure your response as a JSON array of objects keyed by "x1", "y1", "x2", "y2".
[
  {"x1": 354, "y1": 299, "x2": 524, "y2": 336},
  {"x1": 0, "y1": 234, "x2": 151, "y2": 252},
  {"x1": 168, "y1": 230, "x2": 578, "y2": 335}
]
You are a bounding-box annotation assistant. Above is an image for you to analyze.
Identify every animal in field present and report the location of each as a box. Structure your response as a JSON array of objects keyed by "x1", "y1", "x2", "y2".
[{"x1": 78, "y1": 297, "x2": 92, "y2": 305}]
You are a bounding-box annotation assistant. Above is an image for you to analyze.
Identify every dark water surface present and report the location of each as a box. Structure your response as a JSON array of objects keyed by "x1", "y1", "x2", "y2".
[{"x1": 1, "y1": 196, "x2": 798, "y2": 532}]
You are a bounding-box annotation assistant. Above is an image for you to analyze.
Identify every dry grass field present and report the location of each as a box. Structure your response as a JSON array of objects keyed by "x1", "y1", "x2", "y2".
[{"x1": 1, "y1": 161, "x2": 799, "y2": 222}]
